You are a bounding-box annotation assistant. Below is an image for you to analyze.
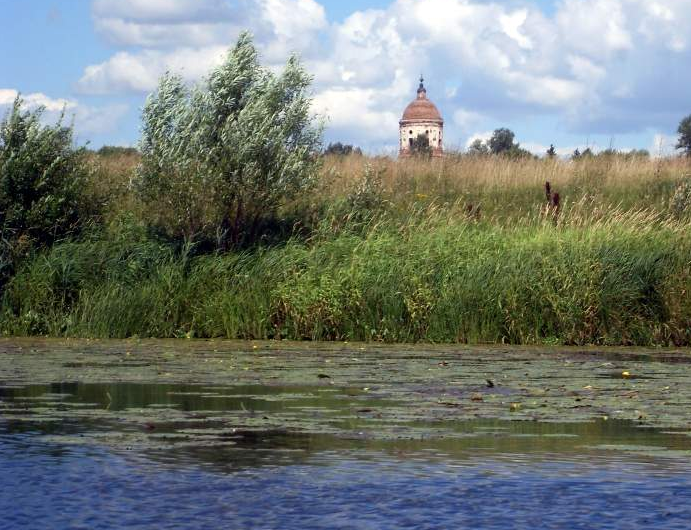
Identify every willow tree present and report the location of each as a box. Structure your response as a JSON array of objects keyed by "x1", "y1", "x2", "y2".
[
  {"x1": 136, "y1": 32, "x2": 323, "y2": 249},
  {"x1": 0, "y1": 98, "x2": 90, "y2": 286}
]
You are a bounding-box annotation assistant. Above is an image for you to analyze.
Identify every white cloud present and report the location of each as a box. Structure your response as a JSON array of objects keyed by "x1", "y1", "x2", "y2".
[
  {"x1": 84, "y1": 0, "x2": 327, "y2": 92},
  {"x1": 1, "y1": 88, "x2": 127, "y2": 140},
  {"x1": 94, "y1": 18, "x2": 243, "y2": 48},
  {"x1": 313, "y1": 87, "x2": 400, "y2": 142},
  {"x1": 77, "y1": 47, "x2": 228, "y2": 94},
  {"x1": 500, "y1": 9, "x2": 532, "y2": 50},
  {"x1": 0, "y1": 89, "x2": 18, "y2": 105},
  {"x1": 567, "y1": 56, "x2": 606, "y2": 83},
  {"x1": 73, "y1": 103, "x2": 130, "y2": 136},
  {"x1": 521, "y1": 142, "x2": 582, "y2": 157},
  {"x1": 556, "y1": 0, "x2": 633, "y2": 59},
  {"x1": 91, "y1": 0, "x2": 326, "y2": 52},
  {"x1": 78, "y1": 0, "x2": 691, "y2": 148},
  {"x1": 453, "y1": 108, "x2": 483, "y2": 130},
  {"x1": 0, "y1": 89, "x2": 77, "y2": 112},
  {"x1": 259, "y1": 0, "x2": 326, "y2": 39},
  {"x1": 92, "y1": 0, "x2": 233, "y2": 24}
]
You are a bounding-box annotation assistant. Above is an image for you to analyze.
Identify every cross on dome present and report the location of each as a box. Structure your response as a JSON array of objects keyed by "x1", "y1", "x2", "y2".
[{"x1": 417, "y1": 75, "x2": 426, "y2": 99}]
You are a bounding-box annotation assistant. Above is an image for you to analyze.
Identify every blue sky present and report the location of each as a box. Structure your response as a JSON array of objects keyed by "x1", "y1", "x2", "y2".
[{"x1": 2, "y1": 0, "x2": 689, "y2": 155}]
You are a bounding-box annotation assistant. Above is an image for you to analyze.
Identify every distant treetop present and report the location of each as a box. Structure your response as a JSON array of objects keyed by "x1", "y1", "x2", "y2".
[
  {"x1": 96, "y1": 145, "x2": 139, "y2": 157},
  {"x1": 324, "y1": 142, "x2": 363, "y2": 157},
  {"x1": 677, "y1": 114, "x2": 691, "y2": 157}
]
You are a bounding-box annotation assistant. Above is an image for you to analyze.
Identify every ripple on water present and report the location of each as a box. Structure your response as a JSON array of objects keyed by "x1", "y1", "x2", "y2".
[
  {"x1": 2, "y1": 438, "x2": 691, "y2": 530},
  {"x1": 4, "y1": 342, "x2": 691, "y2": 529}
]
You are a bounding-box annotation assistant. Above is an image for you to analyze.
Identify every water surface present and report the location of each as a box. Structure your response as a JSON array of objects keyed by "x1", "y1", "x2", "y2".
[{"x1": 2, "y1": 340, "x2": 691, "y2": 529}]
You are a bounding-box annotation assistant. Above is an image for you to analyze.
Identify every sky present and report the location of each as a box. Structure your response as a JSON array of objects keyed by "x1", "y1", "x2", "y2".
[{"x1": 1, "y1": 0, "x2": 689, "y2": 156}]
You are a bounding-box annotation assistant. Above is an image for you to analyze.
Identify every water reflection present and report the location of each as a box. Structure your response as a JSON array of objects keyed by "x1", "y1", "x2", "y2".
[
  {"x1": 2, "y1": 381, "x2": 691, "y2": 474},
  {"x1": 4, "y1": 380, "x2": 691, "y2": 529}
]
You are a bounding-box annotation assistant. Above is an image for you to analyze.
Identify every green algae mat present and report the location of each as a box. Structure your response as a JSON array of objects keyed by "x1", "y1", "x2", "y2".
[{"x1": 2, "y1": 339, "x2": 691, "y2": 458}]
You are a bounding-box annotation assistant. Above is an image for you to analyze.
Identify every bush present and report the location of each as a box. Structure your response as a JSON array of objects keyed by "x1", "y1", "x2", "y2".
[
  {"x1": 0, "y1": 97, "x2": 93, "y2": 287},
  {"x1": 135, "y1": 32, "x2": 323, "y2": 249},
  {"x1": 348, "y1": 164, "x2": 386, "y2": 216},
  {"x1": 671, "y1": 175, "x2": 691, "y2": 218}
]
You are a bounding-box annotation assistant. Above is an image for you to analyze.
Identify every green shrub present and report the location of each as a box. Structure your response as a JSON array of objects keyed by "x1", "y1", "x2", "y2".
[
  {"x1": 0, "y1": 97, "x2": 94, "y2": 287},
  {"x1": 671, "y1": 175, "x2": 691, "y2": 218},
  {"x1": 135, "y1": 32, "x2": 322, "y2": 249}
]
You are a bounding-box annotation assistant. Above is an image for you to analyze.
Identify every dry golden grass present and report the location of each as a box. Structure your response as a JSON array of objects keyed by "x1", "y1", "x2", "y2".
[
  {"x1": 84, "y1": 149, "x2": 691, "y2": 230},
  {"x1": 318, "y1": 154, "x2": 691, "y2": 224},
  {"x1": 84, "y1": 150, "x2": 141, "y2": 224},
  {"x1": 322, "y1": 153, "x2": 687, "y2": 193}
]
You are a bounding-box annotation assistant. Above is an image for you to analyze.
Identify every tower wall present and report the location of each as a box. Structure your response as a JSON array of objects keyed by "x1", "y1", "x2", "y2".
[
  {"x1": 399, "y1": 121, "x2": 443, "y2": 157},
  {"x1": 398, "y1": 77, "x2": 444, "y2": 158}
]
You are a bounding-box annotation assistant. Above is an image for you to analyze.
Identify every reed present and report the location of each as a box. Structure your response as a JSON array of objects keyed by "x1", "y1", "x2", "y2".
[{"x1": 3, "y1": 206, "x2": 690, "y2": 346}]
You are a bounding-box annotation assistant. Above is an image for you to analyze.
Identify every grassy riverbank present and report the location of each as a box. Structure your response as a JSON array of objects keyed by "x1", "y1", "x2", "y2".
[
  {"x1": 4, "y1": 34, "x2": 691, "y2": 346},
  {"x1": 3, "y1": 154, "x2": 691, "y2": 346}
]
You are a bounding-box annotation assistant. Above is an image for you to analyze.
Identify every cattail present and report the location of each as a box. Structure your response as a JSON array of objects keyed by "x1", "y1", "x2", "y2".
[
  {"x1": 545, "y1": 181, "x2": 552, "y2": 202},
  {"x1": 551, "y1": 192, "x2": 561, "y2": 222},
  {"x1": 465, "y1": 203, "x2": 481, "y2": 221},
  {"x1": 551, "y1": 192, "x2": 560, "y2": 209}
]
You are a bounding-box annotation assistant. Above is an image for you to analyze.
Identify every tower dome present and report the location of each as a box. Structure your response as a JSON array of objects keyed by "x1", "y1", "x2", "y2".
[{"x1": 399, "y1": 77, "x2": 444, "y2": 157}]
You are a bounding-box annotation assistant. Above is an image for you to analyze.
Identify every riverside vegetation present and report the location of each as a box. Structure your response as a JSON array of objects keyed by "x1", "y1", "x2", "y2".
[{"x1": 3, "y1": 34, "x2": 691, "y2": 346}]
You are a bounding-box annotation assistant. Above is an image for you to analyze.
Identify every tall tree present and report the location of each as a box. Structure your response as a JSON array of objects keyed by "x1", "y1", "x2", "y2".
[
  {"x1": 467, "y1": 138, "x2": 489, "y2": 156},
  {"x1": 136, "y1": 32, "x2": 323, "y2": 248},
  {"x1": 488, "y1": 128, "x2": 516, "y2": 154},
  {"x1": 676, "y1": 114, "x2": 691, "y2": 157}
]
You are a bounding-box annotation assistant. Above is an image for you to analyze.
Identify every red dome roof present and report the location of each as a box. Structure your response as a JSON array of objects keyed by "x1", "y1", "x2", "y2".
[{"x1": 400, "y1": 79, "x2": 443, "y2": 124}]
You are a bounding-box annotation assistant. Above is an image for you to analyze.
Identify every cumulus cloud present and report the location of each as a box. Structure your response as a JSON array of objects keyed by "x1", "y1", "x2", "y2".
[
  {"x1": 0, "y1": 88, "x2": 127, "y2": 140},
  {"x1": 93, "y1": 18, "x2": 244, "y2": 48},
  {"x1": 465, "y1": 131, "x2": 493, "y2": 148},
  {"x1": 92, "y1": 0, "x2": 234, "y2": 24},
  {"x1": 83, "y1": 0, "x2": 327, "y2": 92},
  {"x1": 77, "y1": 47, "x2": 228, "y2": 94},
  {"x1": 78, "y1": 0, "x2": 691, "y2": 148},
  {"x1": 453, "y1": 108, "x2": 484, "y2": 130},
  {"x1": 0, "y1": 89, "x2": 77, "y2": 111},
  {"x1": 313, "y1": 87, "x2": 401, "y2": 142},
  {"x1": 521, "y1": 142, "x2": 582, "y2": 158},
  {"x1": 90, "y1": 0, "x2": 326, "y2": 51}
]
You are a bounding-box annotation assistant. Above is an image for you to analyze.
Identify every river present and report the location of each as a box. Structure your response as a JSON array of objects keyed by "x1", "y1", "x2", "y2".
[{"x1": 2, "y1": 339, "x2": 691, "y2": 529}]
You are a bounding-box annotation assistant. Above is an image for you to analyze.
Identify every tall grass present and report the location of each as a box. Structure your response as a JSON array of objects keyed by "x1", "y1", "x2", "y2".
[
  {"x1": 3, "y1": 152, "x2": 690, "y2": 345},
  {"x1": 315, "y1": 154, "x2": 686, "y2": 223},
  {"x1": 3, "y1": 197, "x2": 691, "y2": 345}
]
